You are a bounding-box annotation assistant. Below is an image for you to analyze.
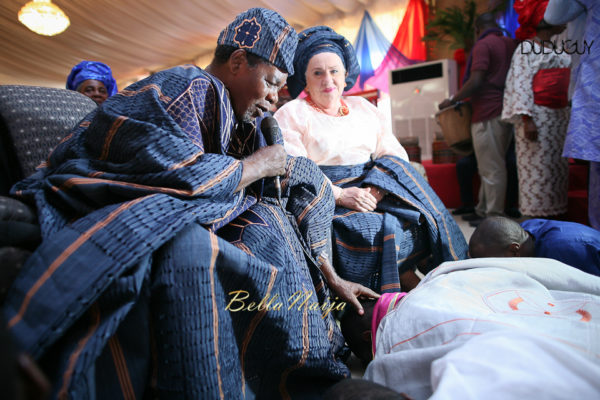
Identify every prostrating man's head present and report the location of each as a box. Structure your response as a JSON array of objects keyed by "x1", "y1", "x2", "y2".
[
  {"x1": 340, "y1": 298, "x2": 376, "y2": 365},
  {"x1": 469, "y1": 216, "x2": 535, "y2": 258},
  {"x1": 210, "y1": 8, "x2": 297, "y2": 122}
]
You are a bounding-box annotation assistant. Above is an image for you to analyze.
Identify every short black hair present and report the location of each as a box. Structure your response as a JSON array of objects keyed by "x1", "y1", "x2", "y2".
[
  {"x1": 469, "y1": 216, "x2": 528, "y2": 258},
  {"x1": 339, "y1": 299, "x2": 377, "y2": 365},
  {"x1": 475, "y1": 12, "x2": 498, "y2": 30},
  {"x1": 213, "y1": 45, "x2": 265, "y2": 67},
  {"x1": 536, "y1": 19, "x2": 554, "y2": 30}
]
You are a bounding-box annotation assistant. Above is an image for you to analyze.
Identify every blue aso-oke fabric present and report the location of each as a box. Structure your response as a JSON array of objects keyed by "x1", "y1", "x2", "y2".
[
  {"x1": 287, "y1": 26, "x2": 361, "y2": 98},
  {"x1": 218, "y1": 8, "x2": 298, "y2": 75},
  {"x1": 320, "y1": 156, "x2": 468, "y2": 293},
  {"x1": 66, "y1": 60, "x2": 118, "y2": 96},
  {"x1": 4, "y1": 65, "x2": 348, "y2": 398}
]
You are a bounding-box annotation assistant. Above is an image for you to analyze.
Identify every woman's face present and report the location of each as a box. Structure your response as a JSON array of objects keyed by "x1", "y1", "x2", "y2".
[
  {"x1": 77, "y1": 79, "x2": 108, "y2": 105},
  {"x1": 304, "y1": 52, "x2": 346, "y2": 111}
]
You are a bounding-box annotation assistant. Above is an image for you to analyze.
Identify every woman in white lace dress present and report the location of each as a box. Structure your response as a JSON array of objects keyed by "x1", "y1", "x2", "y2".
[{"x1": 502, "y1": 3, "x2": 571, "y2": 218}]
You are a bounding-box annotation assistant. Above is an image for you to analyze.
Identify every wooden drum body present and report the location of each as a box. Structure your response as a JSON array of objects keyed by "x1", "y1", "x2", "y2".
[{"x1": 435, "y1": 102, "x2": 473, "y2": 156}]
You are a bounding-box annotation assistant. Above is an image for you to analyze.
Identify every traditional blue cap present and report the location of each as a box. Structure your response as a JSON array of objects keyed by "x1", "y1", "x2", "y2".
[
  {"x1": 287, "y1": 26, "x2": 360, "y2": 99},
  {"x1": 66, "y1": 61, "x2": 118, "y2": 97},
  {"x1": 217, "y1": 8, "x2": 297, "y2": 75}
]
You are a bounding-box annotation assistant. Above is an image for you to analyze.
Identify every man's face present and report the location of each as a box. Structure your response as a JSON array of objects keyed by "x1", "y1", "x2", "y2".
[{"x1": 230, "y1": 56, "x2": 287, "y2": 123}]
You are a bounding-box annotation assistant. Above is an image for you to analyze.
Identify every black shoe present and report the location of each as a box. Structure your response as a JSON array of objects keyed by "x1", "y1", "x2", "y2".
[
  {"x1": 505, "y1": 208, "x2": 522, "y2": 219},
  {"x1": 452, "y1": 206, "x2": 475, "y2": 215},
  {"x1": 469, "y1": 218, "x2": 484, "y2": 227},
  {"x1": 462, "y1": 213, "x2": 483, "y2": 221}
]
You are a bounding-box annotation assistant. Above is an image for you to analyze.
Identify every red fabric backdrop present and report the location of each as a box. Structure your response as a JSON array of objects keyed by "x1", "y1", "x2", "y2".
[{"x1": 392, "y1": 0, "x2": 428, "y2": 61}]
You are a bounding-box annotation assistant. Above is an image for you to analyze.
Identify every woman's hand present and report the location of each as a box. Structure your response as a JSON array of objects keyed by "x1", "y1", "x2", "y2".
[
  {"x1": 522, "y1": 116, "x2": 538, "y2": 141},
  {"x1": 336, "y1": 187, "x2": 378, "y2": 212}
]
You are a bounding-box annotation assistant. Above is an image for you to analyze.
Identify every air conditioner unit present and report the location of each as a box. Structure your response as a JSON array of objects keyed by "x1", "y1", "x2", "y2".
[{"x1": 389, "y1": 59, "x2": 458, "y2": 161}]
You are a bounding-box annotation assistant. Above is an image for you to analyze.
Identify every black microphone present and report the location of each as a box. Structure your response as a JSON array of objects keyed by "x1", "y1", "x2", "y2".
[{"x1": 260, "y1": 116, "x2": 282, "y2": 201}]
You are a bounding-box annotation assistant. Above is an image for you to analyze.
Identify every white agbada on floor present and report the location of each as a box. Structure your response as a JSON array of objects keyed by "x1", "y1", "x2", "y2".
[{"x1": 365, "y1": 257, "x2": 600, "y2": 399}]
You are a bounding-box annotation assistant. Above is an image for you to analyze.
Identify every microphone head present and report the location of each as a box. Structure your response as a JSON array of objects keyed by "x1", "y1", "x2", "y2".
[{"x1": 260, "y1": 116, "x2": 281, "y2": 146}]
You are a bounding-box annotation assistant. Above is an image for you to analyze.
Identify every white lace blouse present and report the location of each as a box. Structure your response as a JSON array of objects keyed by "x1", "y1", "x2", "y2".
[{"x1": 274, "y1": 96, "x2": 408, "y2": 166}]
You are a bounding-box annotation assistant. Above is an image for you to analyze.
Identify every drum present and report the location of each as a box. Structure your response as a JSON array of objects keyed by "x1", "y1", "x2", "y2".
[
  {"x1": 435, "y1": 102, "x2": 473, "y2": 156},
  {"x1": 432, "y1": 140, "x2": 458, "y2": 164},
  {"x1": 398, "y1": 136, "x2": 421, "y2": 163}
]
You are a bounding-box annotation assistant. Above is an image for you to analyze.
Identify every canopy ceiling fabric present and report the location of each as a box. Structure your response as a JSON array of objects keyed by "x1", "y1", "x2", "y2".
[
  {"x1": 0, "y1": 0, "x2": 408, "y2": 89},
  {"x1": 348, "y1": 0, "x2": 427, "y2": 94},
  {"x1": 353, "y1": 10, "x2": 392, "y2": 89}
]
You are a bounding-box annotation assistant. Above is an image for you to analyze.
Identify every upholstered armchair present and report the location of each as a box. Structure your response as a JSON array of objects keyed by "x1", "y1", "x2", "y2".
[{"x1": 0, "y1": 85, "x2": 97, "y2": 302}]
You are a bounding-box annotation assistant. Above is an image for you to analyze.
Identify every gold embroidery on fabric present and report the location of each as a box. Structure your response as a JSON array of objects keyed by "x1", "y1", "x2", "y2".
[
  {"x1": 58, "y1": 303, "x2": 101, "y2": 400},
  {"x1": 279, "y1": 286, "x2": 310, "y2": 400},
  {"x1": 108, "y1": 336, "x2": 136, "y2": 400},
  {"x1": 297, "y1": 179, "x2": 328, "y2": 224},
  {"x1": 208, "y1": 233, "x2": 225, "y2": 399},
  {"x1": 270, "y1": 25, "x2": 292, "y2": 63},
  {"x1": 388, "y1": 158, "x2": 458, "y2": 260},
  {"x1": 233, "y1": 17, "x2": 262, "y2": 49},
  {"x1": 8, "y1": 197, "x2": 148, "y2": 329},
  {"x1": 100, "y1": 116, "x2": 128, "y2": 160},
  {"x1": 335, "y1": 238, "x2": 382, "y2": 252},
  {"x1": 240, "y1": 266, "x2": 278, "y2": 397},
  {"x1": 119, "y1": 84, "x2": 172, "y2": 103}
]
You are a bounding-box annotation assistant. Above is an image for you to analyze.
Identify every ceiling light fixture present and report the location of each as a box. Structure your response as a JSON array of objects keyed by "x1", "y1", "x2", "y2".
[{"x1": 18, "y1": 0, "x2": 70, "y2": 36}]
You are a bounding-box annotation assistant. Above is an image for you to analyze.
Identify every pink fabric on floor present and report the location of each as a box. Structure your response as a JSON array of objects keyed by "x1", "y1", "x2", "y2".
[{"x1": 372, "y1": 292, "x2": 406, "y2": 355}]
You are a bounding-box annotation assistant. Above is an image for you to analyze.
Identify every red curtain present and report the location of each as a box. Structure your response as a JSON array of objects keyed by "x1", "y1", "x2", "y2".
[{"x1": 391, "y1": 0, "x2": 428, "y2": 61}]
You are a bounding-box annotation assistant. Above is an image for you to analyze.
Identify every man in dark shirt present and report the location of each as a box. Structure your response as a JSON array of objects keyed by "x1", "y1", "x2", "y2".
[{"x1": 440, "y1": 13, "x2": 517, "y2": 226}]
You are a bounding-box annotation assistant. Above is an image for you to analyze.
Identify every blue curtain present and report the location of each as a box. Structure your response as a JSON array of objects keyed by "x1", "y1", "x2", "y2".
[
  {"x1": 353, "y1": 11, "x2": 393, "y2": 89},
  {"x1": 497, "y1": 0, "x2": 519, "y2": 38}
]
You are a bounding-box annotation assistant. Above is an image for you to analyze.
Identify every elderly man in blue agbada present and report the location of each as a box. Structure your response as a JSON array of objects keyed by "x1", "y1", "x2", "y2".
[
  {"x1": 4, "y1": 8, "x2": 377, "y2": 399},
  {"x1": 66, "y1": 60, "x2": 118, "y2": 105}
]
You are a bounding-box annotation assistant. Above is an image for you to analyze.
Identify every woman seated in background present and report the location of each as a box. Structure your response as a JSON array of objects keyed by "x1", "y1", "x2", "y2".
[
  {"x1": 66, "y1": 60, "x2": 117, "y2": 105},
  {"x1": 274, "y1": 26, "x2": 468, "y2": 294}
]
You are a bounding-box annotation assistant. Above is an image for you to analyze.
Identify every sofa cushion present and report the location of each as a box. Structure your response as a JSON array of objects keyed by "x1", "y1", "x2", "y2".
[{"x1": 0, "y1": 85, "x2": 97, "y2": 193}]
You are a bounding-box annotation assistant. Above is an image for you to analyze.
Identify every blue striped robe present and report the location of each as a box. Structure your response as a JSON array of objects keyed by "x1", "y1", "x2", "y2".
[
  {"x1": 4, "y1": 66, "x2": 348, "y2": 399},
  {"x1": 321, "y1": 156, "x2": 468, "y2": 293}
]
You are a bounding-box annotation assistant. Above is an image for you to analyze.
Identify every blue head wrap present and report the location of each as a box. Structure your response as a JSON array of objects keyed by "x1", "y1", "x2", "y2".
[
  {"x1": 218, "y1": 8, "x2": 298, "y2": 75},
  {"x1": 66, "y1": 61, "x2": 118, "y2": 97},
  {"x1": 286, "y1": 26, "x2": 360, "y2": 99}
]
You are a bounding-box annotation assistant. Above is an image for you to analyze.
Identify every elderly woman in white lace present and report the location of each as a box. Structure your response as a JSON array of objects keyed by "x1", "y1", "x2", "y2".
[{"x1": 274, "y1": 26, "x2": 467, "y2": 294}]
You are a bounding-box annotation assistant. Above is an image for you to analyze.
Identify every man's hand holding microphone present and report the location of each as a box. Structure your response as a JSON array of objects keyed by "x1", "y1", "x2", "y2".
[{"x1": 235, "y1": 116, "x2": 286, "y2": 194}]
